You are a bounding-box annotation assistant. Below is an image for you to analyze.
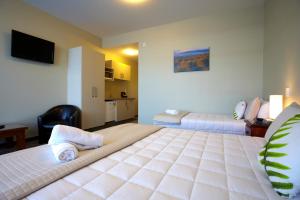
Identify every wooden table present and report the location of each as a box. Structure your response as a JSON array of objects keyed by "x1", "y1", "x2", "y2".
[
  {"x1": 0, "y1": 124, "x2": 28, "y2": 150},
  {"x1": 245, "y1": 120, "x2": 271, "y2": 137}
]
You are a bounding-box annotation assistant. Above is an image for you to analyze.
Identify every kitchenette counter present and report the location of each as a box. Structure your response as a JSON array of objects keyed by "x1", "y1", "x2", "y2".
[{"x1": 105, "y1": 98, "x2": 135, "y2": 101}]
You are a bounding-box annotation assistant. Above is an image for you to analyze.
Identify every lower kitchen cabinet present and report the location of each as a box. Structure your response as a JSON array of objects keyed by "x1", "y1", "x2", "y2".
[
  {"x1": 105, "y1": 99, "x2": 135, "y2": 122},
  {"x1": 115, "y1": 99, "x2": 135, "y2": 121}
]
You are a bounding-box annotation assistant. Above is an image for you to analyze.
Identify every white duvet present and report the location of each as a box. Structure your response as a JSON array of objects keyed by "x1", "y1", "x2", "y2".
[
  {"x1": 26, "y1": 128, "x2": 289, "y2": 200},
  {"x1": 155, "y1": 113, "x2": 246, "y2": 135}
]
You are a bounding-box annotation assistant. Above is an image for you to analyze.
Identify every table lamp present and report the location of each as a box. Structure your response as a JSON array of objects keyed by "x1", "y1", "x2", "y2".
[{"x1": 269, "y1": 95, "x2": 283, "y2": 119}]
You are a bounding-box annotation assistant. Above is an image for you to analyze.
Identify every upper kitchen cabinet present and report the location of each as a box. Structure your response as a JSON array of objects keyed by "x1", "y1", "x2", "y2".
[{"x1": 105, "y1": 60, "x2": 131, "y2": 81}]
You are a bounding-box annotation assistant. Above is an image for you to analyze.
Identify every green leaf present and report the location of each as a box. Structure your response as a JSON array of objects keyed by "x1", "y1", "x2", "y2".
[
  {"x1": 270, "y1": 133, "x2": 290, "y2": 142},
  {"x1": 259, "y1": 150, "x2": 287, "y2": 157},
  {"x1": 271, "y1": 181, "x2": 293, "y2": 189},
  {"x1": 281, "y1": 121, "x2": 299, "y2": 127},
  {"x1": 266, "y1": 170, "x2": 289, "y2": 179},
  {"x1": 273, "y1": 127, "x2": 291, "y2": 135},
  {"x1": 260, "y1": 160, "x2": 291, "y2": 170},
  {"x1": 266, "y1": 143, "x2": 288, "y2": 150},
  {"x1": 264, "y1": 152, "x2": 287, "y2": 158}
]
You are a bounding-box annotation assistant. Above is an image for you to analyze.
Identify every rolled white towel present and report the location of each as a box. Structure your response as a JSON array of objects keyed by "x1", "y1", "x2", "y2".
[
  {"x1": 165, "y1": 109, "x2": 179, "y2": 115},
  {"x1": 48, "y1": 125, "x2": 103, "y2": 150},
  {"x1": 51, "y1": 143, "x2": 78, "y2": 162}
]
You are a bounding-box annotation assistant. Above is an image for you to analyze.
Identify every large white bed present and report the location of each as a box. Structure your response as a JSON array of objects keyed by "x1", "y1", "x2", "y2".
[
  {"x1": 0, "y1": 124, "x2": 296, "y2": 200},
  {"x1": 154, "y1": 113, "x2": 246, "y2": 135}
]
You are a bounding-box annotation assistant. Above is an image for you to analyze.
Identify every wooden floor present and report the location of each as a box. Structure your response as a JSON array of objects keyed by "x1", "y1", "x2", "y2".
[{"x1": 0, "y1": 118, "x2": 138, "y2": 155}]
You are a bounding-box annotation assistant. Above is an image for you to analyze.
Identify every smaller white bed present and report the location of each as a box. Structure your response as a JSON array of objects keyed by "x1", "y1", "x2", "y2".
[
  {"x1": 153, "y1": 98, "x2": 269, "y2": 135},
  {"x1": 154, "y1": 113, "x2": 246, "y2": 135}
]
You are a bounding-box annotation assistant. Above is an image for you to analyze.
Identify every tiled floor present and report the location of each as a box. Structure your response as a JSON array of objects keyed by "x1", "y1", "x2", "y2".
[{"x1": 0, "y1": 118, "x2": 138, "y2": 155}]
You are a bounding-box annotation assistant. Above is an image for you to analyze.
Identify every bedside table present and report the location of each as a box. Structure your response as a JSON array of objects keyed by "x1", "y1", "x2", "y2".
[
  {"x1": 245, "y1": 120, "x2": 271, "y2": 137},
  {"x1": 0, "y1": 124, "x2": 28, "y2": 150}
]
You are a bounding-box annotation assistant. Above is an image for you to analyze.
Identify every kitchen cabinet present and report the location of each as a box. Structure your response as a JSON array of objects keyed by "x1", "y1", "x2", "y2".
[
  {"x1": 105, "y1": 99, "x2": 135, "y2": 122},
  {"x1": 67, "y1": 46, "x2": 105, "y2": 129},
  {"x1": 115, "y1": 99, "x2": 134, "y2": 121},
  {"x1": 105, "y1": 101, "x2": 116, "y2": 122},
  {"x1": 105, "y1": 60, "x2": 131, "y2": 81}
]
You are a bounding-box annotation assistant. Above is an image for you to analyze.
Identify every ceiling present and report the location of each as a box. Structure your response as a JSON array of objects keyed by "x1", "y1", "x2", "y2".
[
  {"x1": 24, "y1": 0, "x2": 264, "y2": 37},
  {"x1": 106, "y1": 43, "x2": 139, "y2": 61}
]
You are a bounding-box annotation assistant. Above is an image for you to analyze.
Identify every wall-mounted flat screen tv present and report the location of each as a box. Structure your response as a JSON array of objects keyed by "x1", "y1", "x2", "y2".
[{"x1": 11, "y1": 30, "x2": 55, "y2": 64}]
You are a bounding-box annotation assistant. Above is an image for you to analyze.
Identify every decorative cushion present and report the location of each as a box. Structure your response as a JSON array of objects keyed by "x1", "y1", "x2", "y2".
[
  {"x1": 259, "y1": 113, "x2": 300, "y2": 198},
  {"x1": 244, "y1": 97, "x2": 261, "y2": 121},
  {"x1": 265, "y1": 103, "x2": 300, "y2": 140},
  {"x1": 257, "y1": 101, "x2": 270, "y2": 119},
  {"x1": 233, "y1": 101, "x2": 247, "y2": 120}
]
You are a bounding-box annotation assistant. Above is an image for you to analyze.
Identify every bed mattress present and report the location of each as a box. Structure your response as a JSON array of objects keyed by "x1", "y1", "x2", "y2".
[
  {"x1": 0, "y1": 124, "x2": 161, "y2": 200},
  {"x1": 156, "y1": 113, "x2": 246, "y2": 135},
  {"x1": 26, "y1": 128, "x2": 286, "y2": 200}
]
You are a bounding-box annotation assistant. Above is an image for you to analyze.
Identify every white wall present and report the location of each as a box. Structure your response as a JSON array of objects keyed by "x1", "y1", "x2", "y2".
[
  {"x1": 0, "y1": 0, "x2": 102, "y2": 137},
  {"x1": 103, "y1": 7, "x2": 264, "y2": 124},
  {"x1": 263, "y1": 0, "x2": 300, "y2": 106}
]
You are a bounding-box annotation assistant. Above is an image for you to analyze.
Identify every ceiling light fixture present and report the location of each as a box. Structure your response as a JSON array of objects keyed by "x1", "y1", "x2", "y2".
[
  {"x1": 122, "y1": 48, "x2": 139, "y2": 56},
  {"x1": 122, "y1": 0, "x2": 147, "y2": 5}
]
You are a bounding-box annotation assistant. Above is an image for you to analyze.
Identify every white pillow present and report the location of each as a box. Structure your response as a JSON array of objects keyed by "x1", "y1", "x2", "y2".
[
  {"x1": 265, "y1": 102, "x2": 300, "y2": 140},
  {"x1": 258, "y1": 111, "x2": 300, "y2": 198},
  {"x1": 257, "y1": 101, "x2": 270, "y2": 119},
  {"x1": 233, "y1": 100, "x2": 247, "y2": 120},
  {"x1": 244, "y1": 97, "x2": 261, "y2": 121}
]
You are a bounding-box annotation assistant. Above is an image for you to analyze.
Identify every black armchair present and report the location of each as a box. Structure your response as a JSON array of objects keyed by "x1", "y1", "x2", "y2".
[{"x1": 38, "y1": 105, "x2": 81, "y2": 144}]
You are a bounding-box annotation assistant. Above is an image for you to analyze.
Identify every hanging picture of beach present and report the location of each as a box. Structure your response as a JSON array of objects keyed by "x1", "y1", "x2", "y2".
[{"x1": 174, "y1": 48, "x2": 209, "y2": 73}]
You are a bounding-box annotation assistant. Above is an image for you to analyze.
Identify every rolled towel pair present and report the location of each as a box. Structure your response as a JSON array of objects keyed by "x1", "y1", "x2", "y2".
[
  {"x1": 51, "y1": 143, "x2": 78, "y2": 162},
  {"x1": 49, "y1": 125, "x2": 103, "y2": 162},
  {"x1": 165, "y1": 109, "x2": 179, "y2": 115},
  {"x1": 49, "y1": 125, "x2": 104, "y2": 149}
]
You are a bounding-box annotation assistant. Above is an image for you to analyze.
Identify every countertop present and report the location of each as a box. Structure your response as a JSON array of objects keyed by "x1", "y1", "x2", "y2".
[{"x1": 105, "y1": 98, "x2": 135, "y2": 101}]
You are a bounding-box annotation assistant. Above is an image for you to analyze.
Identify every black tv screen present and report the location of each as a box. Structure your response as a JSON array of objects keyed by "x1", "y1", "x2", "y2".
[{"x1": 11, "y1": 30, "x2": 55, "y2": 64}]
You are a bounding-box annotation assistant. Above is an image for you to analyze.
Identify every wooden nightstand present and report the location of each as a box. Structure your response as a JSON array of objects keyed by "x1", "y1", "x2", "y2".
[
  {"x1": 0, "y1": 124, "x2": 28, "y2": 150},
  {"x1": 245, "y1": 120, "x2": 271, "y2": 137}
]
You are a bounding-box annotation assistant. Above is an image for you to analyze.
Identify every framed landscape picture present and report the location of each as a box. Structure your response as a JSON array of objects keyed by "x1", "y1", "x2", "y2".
[{"x1": 174, "y1": 48, "x2": 209, "y2": 73}]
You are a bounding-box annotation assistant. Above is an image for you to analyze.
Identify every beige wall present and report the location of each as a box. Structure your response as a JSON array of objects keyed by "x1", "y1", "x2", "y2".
[
  {"x1": 0, "y1": 0, "x2": 102, "y2": 137},
  {"x1": 263, "y1": 0, "x2": 300, "y2": 106},
  {"x1": 103, "y1": 7, "x2": 264, "y2": 124}
]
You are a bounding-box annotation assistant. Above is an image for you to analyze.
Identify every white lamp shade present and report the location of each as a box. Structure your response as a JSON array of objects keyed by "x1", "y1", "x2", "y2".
[{"x1": 269, "y1": 95, "x2": 283, "y2": 119}]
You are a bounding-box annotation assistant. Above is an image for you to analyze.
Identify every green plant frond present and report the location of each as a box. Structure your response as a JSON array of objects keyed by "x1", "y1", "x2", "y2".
[
  {"x1": 264, "y1": 152, "x2": 287, "y2": 158},
  {"x1": 273, "y1": 127, "x2": 291, "y2": 135},
  {"x1": 270, "y1": 133, "x2": 290, "y2": 142},
  {"x1": 259, "y1": 150, "x2": 266, "y2": 156},
  {"x1": 271, "y1": 181, "x2": 293, "y2": 190},
  {"x1": 266, "y1": 143, "x2": 288, "y2": 149},
  {"x1": 267, "y1": 170, "x2": 289, "y2": 179},
  {"x1": 260, "y1": 160, "x2": 291, "y2": 170},
  {"x1": 281, "y1": 115, "x2": 300, "y2": 126},
  {"x1": 281, "y1": 121, "x2": 299, "y2": 127}
]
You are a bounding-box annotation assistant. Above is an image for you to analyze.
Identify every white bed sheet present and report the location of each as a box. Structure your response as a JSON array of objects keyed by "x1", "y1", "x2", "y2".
[
  {"x1": 155, "y1": 113, "x2": 246, "y2": 135},
  {"x1": 26, "y1": 128, "x2": 290, "y2": 200}
]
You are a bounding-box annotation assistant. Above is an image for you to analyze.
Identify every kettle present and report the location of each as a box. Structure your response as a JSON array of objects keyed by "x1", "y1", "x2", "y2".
[{"x1": 121, "y1": 91, "x2": 127, "y2": 98}]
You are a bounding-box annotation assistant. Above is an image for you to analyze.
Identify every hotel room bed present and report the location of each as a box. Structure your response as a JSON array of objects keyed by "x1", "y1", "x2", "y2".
[
  {"x1": 0, "y1": 123, "x2": 296, "y2": 200},
  {"x1": 154, "y1": 113, "x2": 246, "y2": 135}
]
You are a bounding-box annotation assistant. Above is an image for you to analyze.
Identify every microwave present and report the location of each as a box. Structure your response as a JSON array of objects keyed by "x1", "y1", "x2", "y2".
[{"x1": 105, "y1": 67, "x2": 114, "y2": 81}]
